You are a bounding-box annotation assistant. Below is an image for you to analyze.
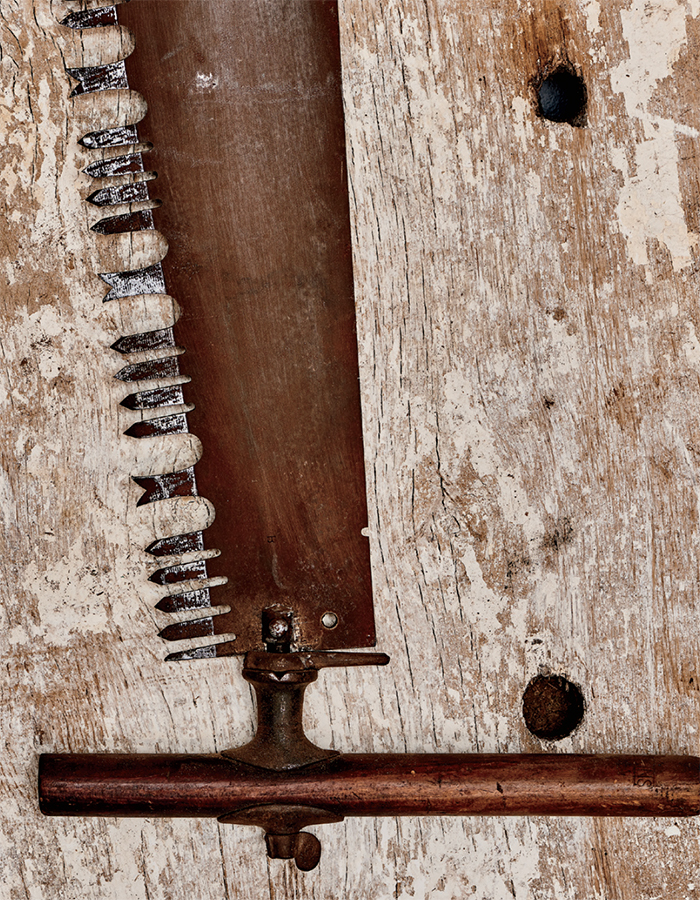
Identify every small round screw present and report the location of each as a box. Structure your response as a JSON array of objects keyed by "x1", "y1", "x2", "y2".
[
  {"x1": 321, "y1": 611, "x2": 338, "y2": 629},
  {"x1": 267, "y1": 616, "x2": 290, "y2": 640}
]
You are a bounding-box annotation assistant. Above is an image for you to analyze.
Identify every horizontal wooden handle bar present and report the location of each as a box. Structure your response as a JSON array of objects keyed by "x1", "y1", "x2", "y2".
[{"x1": 40, "y1": 753, "x2": 700, "y2": 818}]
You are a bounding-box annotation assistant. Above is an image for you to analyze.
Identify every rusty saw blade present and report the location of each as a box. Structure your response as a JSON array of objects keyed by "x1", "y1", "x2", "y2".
[{"x1": 104, "y1": 0, "x2": 376, "y2": 656}]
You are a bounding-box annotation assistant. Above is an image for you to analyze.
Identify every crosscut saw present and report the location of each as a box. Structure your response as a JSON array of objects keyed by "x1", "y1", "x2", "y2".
[{"x1": 40, "y1": 0, "x2": 700, "y2": 872}]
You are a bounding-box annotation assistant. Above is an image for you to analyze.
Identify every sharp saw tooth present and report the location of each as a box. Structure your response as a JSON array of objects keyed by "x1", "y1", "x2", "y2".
[
  {"x1": 166, "y1": 638, "x2": 238, "y2": 661},
  {"x1": 80, "y1": 125, "x2": 140, "y2": 149},
  {"x1": 133, "y1": 468, "x2": 197, "y2": 505},
  {"x1": 120, "y1": 385, "x2": 185, "y2": 410},
  {"x1": 165, "y1": 645, "x2": 219, "y2": 662},
  {"x1": 112, "y1": 328, "x2": 175, "y2": 355},
  {"x1": 85, "y1": 154, "x2": 146, "y2": 179},
  {"x1": 159, "y1": 616, "x2": 215, "y2": 642},
  {"x1": 100, "y1": 263, "x2": 166, "y2": 300},
  {"x1": 155, "y1": 588, "x2": 211, "y2": 613},
  {"x1": 147, "y1": 532, "x2": 204, "y2": 557},
  {"x1": 61, "y1": 6, "x2": 118, "y2": 29},
  {"x1": 150, "y1": 560, "x2": 208, "y2": 586},
  {"x1": 125, "y1": 413, "x2": 189, "y2": 438},
  {"x1": 88, "y1": 181, "x2": 151, "y2": 207},
  {"x1": 92, "y1": 210, "x2": 155, "y2": 234},
  {"x1": 160, "y1": 608, "x2": 239, "y2": 644},
  {"x1": 114, "y1": 356, "x2": 181, "y2": 383},
  {"x1": 67, "y1": 61, "x2": 128, "y2": 97}
]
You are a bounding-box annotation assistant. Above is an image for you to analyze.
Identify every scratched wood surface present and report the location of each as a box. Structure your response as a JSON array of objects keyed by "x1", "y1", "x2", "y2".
[{"x1": 2, "y1": 0, "x2": 700, "y2": 897}]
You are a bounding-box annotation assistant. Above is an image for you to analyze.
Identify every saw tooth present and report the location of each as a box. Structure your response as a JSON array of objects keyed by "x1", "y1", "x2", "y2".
[
  {"x1": 61, "y1": 6, "x2": 119, "y2": 29},
  {"x1": 120, "y1": 384, "x2": 185, "y2": 410},
  {"x1": 80, "y1": 125, "x2": 139, "y2": 149},
  {"x1": 149, "y1": 560, "x2": 209, "y2": 586},
  {"x1": 88, "y1": 181, "x2": 150, "y2": 207},
  {"x1": 147, "y1": 532, "x2": 205, "y2": 557},
  {"x1": 85, "y1": 153, "x2": 146, "y2": 179},
  {"x1": 134, "y1": 468, "x2": 197, "y2": 505},
  {"x1": 160, "y1": 605, "x2": 236, "y2": 644},
  {"x1": 159, "y1": 616, "x2": 215, "y2": 642},
  {"x1": 155, "y1": 587, "x2": 211, "y2": 613},
  {"x1": 92, "y1": 209, "x2": 155, "y2": 234},
  {"x1": 112, "y1": 327, "x2": 174, "y2": 355},
  {"x1": 165, "y1": 645, "x2": 219, "y2": 662},
  {"x1": 114, "y1": 356, "x2": 181, "y2": 383},
  {"x1": 100, "y1": 263, "x2": 166, "y2": 300},
  {"x1": 125, "y1": 413, "x2": 189, "y2": 439},
  {"x1": 67, "y1": 61, "x2": 128, "y2": 97},
  {"x1": 163, "y1": 638, "x2": 239, "y2": 661}
]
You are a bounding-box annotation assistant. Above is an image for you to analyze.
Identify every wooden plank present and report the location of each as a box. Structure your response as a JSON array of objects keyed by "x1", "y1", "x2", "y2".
[
  {"x1": 2, "y1": 0, "x2": 700, "y2": 897},
  {"x1": 343, "y1": 1, "x2": 700, "y2": 896}
]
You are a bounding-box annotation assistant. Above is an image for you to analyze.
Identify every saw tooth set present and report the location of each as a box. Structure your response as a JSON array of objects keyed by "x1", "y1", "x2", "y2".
[{"x1": 40, "y1": 0, "x2": 700, "y2": 872}]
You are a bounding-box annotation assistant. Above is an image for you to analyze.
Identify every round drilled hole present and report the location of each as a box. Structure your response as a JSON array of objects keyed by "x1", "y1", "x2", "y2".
[
  {"x1": 321, "y1": 611, "x2": 338, "y2": 630},
  {"x1": 522, "y1": 674, "x2": 584, "y2": 740},
  {"x1": 537, "y1": 68, "x2": 587, "y2": 125}
]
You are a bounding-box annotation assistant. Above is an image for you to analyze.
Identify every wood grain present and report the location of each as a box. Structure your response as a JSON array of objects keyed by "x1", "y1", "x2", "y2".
[{"x1": 3, "y1": 0, "x2": 700, "y2": 897}]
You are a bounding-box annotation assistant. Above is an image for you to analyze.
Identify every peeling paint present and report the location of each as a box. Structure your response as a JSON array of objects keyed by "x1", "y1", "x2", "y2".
[
  {"x1": 585, "y1": 0, "x2": 602, "y2": 34},
  {"x1": 610, "y1": 0, "x2": 699, "y2": 271}
]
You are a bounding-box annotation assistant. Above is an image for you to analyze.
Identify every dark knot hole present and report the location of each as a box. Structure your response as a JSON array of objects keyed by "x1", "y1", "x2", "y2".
[
  {"x1": 537, "y1": 68, "x2": 587, "y2": 125},
  {"x1": 522, "y1": 673, "x2": 585, "y2": 740}
]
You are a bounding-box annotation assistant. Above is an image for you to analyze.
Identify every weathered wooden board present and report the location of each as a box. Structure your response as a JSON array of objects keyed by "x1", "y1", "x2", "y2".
[{"x1": 2, "y1": 0, "x2": 700, "y2": 897}]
